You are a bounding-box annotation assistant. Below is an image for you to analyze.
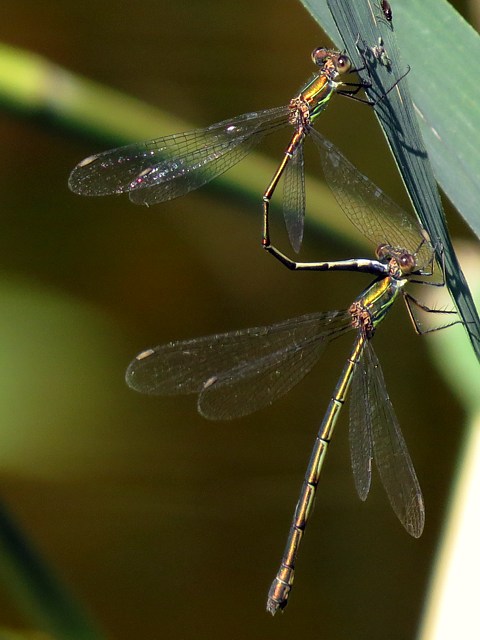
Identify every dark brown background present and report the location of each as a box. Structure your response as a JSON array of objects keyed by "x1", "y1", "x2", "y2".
[{"x1": 0, "y1": 2, "x2": 476, "y2": 638}]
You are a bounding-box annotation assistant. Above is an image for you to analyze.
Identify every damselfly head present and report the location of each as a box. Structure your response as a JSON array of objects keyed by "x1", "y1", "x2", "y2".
[
  {"x1": 376, "y1": 244, "x2": 417, "y2": 275},
  {"x1": 311, "y1": 48, "x2": 352, "y2": 75}
]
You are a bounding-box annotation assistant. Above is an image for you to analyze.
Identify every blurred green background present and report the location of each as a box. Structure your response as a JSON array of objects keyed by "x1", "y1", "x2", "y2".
[{"x1": 0, "y1": 1, "x2": 478, "y2": 639}]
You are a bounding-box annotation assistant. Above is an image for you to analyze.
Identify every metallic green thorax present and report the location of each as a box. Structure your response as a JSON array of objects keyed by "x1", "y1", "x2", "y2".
[
  {"x1": 353, "y1": 275, "x2": 406, "y2": 335},
  {"x1": 297, "y1": 73, "x2": 337, "y2": 122}
]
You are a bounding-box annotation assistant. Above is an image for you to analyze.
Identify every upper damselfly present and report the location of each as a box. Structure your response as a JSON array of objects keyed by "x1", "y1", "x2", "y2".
[{"x1": 69, "y1": 47, "x2": 372, "y2": 253}]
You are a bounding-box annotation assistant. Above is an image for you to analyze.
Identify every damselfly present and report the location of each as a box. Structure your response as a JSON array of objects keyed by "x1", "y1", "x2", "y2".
[
  {"x1": 126, "y1": 240, "x2": 455, "y2": 614},
  {"x1": 69, "y1": 47, "x2": 370, "y2": 252}
]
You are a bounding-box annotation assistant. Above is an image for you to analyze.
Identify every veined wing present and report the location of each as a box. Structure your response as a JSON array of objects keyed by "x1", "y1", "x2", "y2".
[
  {"x1": 126, "y1": 310, "x2": 352, "y2": 420},
  {"x1": 69, "y1": 107, "x2": 289, "y2": 204},
  {"x1": 350, "y1": 339, "x2": 425, "y2": 537},
  {"x1": 310, "y1": 128, "x2": 433, "y2": 271},
  {"x1": 283, "y1": 142, "x2": 306, "y2": 254},
  {"x1": 349, "y1": 336, "x2": 372, "y2": 501}
]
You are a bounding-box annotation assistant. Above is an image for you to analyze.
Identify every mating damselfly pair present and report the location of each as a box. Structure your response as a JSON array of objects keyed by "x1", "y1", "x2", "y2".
[{"x1": 69, "y1": 42, "x2": 456, "y2": 613}]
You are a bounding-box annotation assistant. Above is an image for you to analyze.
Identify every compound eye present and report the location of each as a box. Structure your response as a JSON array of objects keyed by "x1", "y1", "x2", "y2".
[
  {"x1": 335, "y1": 54, "x2": 352, "y2": 74},
  {"x1": 311, "y1": 47, "x2": 329, "y2": 66},
  {"x1": 399, "y1": 253, "x2": 416, "y2": 273},
  {"x1": 376, "y1": 243, "x2": 390, "y2": 260}
]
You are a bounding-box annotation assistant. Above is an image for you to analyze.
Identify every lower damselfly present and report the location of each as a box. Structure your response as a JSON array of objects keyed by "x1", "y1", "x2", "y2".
[
  {"x1": 69, "y1": 47, "x2": 372, "y2": 253},
  {"x1": 126, "y1": 240, "x2": 456, "y2": 614}
]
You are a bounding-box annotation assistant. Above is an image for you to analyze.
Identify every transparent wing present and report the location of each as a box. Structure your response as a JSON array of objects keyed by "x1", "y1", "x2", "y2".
[
  {"x1": 282, "y1": 142, "x2": 306, "y2": 253},
  {"x1": 349, "y1": 339, "x2": 372, "y2": 501},
  {"x1": 69, "y1": 107, "x2": 289, "y2": 204},
  {"x1": 358, "y1": 340, "x2": 425, "y2": 537},
  {"x1": 126, "y1": 310, "x2": 352, "y2": 420},
  {"x1": 309, "y1": 128, "x2": 433, "y2": 271}
]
